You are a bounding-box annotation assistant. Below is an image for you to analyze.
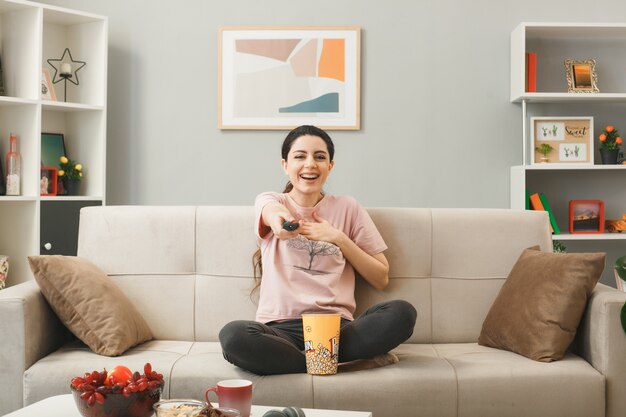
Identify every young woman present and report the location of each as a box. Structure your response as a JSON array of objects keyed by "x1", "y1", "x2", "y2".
[{"x1": 219, "y1": 125, "x2": 417, "y2": 375}]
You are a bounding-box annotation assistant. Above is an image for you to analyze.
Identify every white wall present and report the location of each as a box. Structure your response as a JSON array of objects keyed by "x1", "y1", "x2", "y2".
[{"x1": 37, "y1": 0, "x2": 626, "y2": 285}]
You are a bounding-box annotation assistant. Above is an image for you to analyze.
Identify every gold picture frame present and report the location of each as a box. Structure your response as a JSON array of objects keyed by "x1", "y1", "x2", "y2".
[{"x1": 565, "y1": 59, "x2": 598, "y2": 93}]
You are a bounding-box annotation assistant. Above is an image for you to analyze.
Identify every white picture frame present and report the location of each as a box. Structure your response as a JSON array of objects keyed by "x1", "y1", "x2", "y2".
[{"x1": 530, "y1": 117, "x2": 594, "y2": 165}]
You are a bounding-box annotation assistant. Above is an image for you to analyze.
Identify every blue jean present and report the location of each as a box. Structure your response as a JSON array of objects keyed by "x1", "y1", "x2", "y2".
[{"x1": 219, "y1": 299, "x2": 417, "y2": 375}]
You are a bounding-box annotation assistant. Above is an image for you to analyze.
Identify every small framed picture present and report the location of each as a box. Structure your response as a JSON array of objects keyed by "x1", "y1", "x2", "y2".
[
  {"x1": 569, "y1": 200, "x2": 604, "y2": 234},
  {"x1": 41, "y1": 68, "x2": 57, "y2": 101},
  {"x1": 565, "y1": 59, "x2": 599, "y2": 93},
  {"x1": 531, "y1": 117, "x2": 593, "y2": 165},
  {"x1": 40, "y1": 167, "x2": 58, "y2": 196}
]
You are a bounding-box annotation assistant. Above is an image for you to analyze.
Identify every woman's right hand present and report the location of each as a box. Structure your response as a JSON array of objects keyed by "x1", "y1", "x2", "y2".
[{"x1": 262, "y1": 202, "x2": 300, "y2": 240}]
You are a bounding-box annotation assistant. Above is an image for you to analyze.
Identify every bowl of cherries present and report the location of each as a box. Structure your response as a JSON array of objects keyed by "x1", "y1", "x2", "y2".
[{"x1": 70, "y1": 362, "x2": 164, "y2": 417}]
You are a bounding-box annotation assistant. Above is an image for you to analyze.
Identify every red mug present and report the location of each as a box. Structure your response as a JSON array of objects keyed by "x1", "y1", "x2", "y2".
[{"x1": 205, "y1": 379, "x2": 252, "y2": 417}]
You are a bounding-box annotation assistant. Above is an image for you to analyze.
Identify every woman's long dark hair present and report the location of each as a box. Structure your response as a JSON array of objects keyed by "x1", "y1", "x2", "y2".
[{"x1": 252, "y1": 126, "x2": 335, "y2": 294}]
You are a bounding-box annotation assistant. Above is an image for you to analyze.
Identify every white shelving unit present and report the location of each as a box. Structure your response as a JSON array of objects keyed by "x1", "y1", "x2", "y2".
[
  {"x1": 510, "y1": 22, "x2": 626, "y2": 243},
  {"x1": 0, "y1": 0, "x2": 107, "y2": 286}
]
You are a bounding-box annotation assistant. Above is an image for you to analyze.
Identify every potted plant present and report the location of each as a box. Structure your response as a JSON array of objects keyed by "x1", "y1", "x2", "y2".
[
  {"x1": 535, "y1": 143, "x2": 554, "y2": 163},
  {"x1": 58, "y1": 155, "x2": 83, "y2": 196},
  {"x1": 598, "y1": 125, "x2": 622, "y2": 164}
]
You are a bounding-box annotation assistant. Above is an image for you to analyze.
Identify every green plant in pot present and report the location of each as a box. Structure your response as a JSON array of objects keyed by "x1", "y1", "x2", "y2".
[
  {"x1": 58, "y1": 155, "x2": 83, "y2": 196},
  {"x1": 616, "y1": 256, "x2": 626, "y2": 334},
  {"x1": 599, "y1": 125, "x2": 623, "y2": 164},
  {"x1": 535, "y1": 143, "x2": 554, "y2": 163}
]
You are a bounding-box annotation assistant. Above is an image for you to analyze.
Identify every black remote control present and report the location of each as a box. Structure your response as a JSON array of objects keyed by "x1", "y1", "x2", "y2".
[{"x1": 282, "y1": 221, "x2": 299, "y2": 231}]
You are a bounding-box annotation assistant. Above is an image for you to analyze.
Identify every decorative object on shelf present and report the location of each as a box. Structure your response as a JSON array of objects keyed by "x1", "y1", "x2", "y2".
[
  {"x1": 569, "y1": 200, "x2": 604, "y2": 234},
  {"x1": 41, "y1": 133, "x2": 67, "y2": 166},
  {"x1": 219, "y1": 26, "x2": 360, "y2": 130},
  {"x1": 41, "y1": 68, "x2": 56, "y2": 101},
  {"x1": 598, "y1": 125, "x2": 622, "y2": 165},
  {"x1": 0, "y1": 255, "x2": 8, "y2": 289},
  {"x1": 605, "y1": 214, "x2": 626, "y2": 233},
  {"x1": 58, "y1": 155, "x2": 83, "y2": 196},
  {"x1": 531, "y1": 117, "x2": 593, "y2": 165},
  {"x1": 5, "y1": 133, "x2": 21, "y2": 196},
  {"x1": 41, "y1": 132, "x2": 67, "y2": 194},
  {"x1": 40, "y1": 167, "x2": 58, "y2": 196},
  {"x1": 47, "y1": 48, "x2": 86, "y2": 102},
  {"x1": 535, "y1": 143, "x2": 554, "y2": 163},
  {"x1": 564, "y1": 59, "x2": 599, "y2": 93}
]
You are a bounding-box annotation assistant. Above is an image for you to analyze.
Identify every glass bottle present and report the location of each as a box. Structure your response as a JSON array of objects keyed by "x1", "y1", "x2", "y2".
[{"x1": 5, "y1": 134, "x2": 20, "y2": 196}]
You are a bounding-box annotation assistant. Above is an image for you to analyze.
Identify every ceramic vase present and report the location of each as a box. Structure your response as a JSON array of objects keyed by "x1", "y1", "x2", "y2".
[
  {"x1": 599, "y1": 149, "x2": 619, "y2": 165},
  {"x1": 64, "y1": 179, "x2": 81, "y2": 196}
]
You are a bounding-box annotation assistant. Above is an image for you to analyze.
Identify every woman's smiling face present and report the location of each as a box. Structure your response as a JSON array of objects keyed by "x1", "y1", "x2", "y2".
[{"x1": 282, "y1": 134, "x2": 334, "y2": 203}]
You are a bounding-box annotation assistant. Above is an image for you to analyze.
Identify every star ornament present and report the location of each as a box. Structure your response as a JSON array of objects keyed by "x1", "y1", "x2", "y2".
[{"x1": 47, "y1": 48, "x2": 86, "y2": 85}]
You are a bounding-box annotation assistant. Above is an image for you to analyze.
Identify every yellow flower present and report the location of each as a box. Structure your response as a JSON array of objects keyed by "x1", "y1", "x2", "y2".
[
  {"x1": 58, "y1": 170, "x2": 65, "y2": 177},
  {"x1": 75, "y1": 164, "x2": 82, "y2": 171},
  {"x1": 59, "y1": 156, "x2": 69, "y2": 164},
  {"x1": 79, "y1": 172, "x2": 83, "y2": 177}
]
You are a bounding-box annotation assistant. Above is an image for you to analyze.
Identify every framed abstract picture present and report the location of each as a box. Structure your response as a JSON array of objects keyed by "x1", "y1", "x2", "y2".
[{"x1": 219, "y1": 26, "x2": 361, "y2": 130}]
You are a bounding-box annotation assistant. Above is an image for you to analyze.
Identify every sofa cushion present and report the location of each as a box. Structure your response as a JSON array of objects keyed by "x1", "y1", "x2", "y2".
[
  {"x1": 28, "y1": 255, "x2": 153, "y2": 356},
  {"x1": 478, "y1": 247, "x2": 605, "y2": 362}
]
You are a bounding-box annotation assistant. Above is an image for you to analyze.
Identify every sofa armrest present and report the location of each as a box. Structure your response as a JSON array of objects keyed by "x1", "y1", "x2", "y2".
[
  {"x1": 0, "y1": 281, "x2": 71, "y2": 415},
  {"x1": 573, "y1": 283, "x2": 626, "y2": 417}
]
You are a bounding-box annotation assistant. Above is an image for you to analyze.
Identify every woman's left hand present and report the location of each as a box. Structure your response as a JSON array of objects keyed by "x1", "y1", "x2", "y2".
[{"x1": 298, "y1": 212, "x2": 343, "y2": 244}]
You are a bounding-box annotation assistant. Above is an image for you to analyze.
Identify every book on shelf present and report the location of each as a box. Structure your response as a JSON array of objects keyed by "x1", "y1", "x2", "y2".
[
  {"x1": 526, "y1": 52, "x2": 537, "y2": 93},
  {"x1": 538, "y1": 193, "x2": 560, "y2": 234},
  {"x1": 529, "y1": 192, "x2": 559, "y2": 234}
]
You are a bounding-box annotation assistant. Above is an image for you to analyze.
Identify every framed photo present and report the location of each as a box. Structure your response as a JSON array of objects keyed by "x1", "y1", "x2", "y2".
[
  {"x1": 569, "y1": 200, "x2": 604, "y2": 234},
  {"x1": 41, "y1": 68, "x2": 57, "y2": 101},
  {"x1": 40, "y1": 167, "x2": 58, "y2": 196},
  {"x1": 531, "y1": 117, "x2": 593, "y2": 165},
  {"x1": 219, "y1": 26, "x2": 361, "y2": 130},
  {"x1": 41, "y1": 133, "x2": 66, "y2": 167},
  {"x1": 565, "y1": 59, "x2": 599, "y2": 93}
]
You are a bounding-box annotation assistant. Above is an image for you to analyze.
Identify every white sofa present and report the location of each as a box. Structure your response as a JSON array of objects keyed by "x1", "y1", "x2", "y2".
[{"x1": 1, "y1": 206, "x2": 625, "y2": 417}]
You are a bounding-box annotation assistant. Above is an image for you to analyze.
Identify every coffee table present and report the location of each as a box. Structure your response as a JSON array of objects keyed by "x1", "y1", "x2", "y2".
[{"x1": 4, "y1": 394, "x2": 373, "y2": 417}]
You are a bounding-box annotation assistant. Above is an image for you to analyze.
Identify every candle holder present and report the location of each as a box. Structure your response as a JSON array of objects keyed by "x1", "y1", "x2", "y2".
[{"x1": 47, "y1": 48, "x2": 86, "y2": 102}]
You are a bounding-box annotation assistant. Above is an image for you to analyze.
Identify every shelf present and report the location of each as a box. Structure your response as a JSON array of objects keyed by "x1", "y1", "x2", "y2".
[
  {"x1": 42, "y1": 101, "x2": 104, "y2": 112},
  {"x1": 40, "y1": 195, "x2": 103, "y2": 201},
  {"x1": 0, "y1": 196, "x2": 38, "y2": 202},
  {"x1": 512, "y1": 93, "x2": 626, "y2": 104},
  {"x1": 513, "y1": 164, "x2": 626, "y2": 171},
  {"x1": 0, "y1": 97, "x2": 38, "y2": 106},
  {"x1": 553, "y1": 233, "x2": 626, "y2": 241},
  {"x1": 522, "y1": 22, "x2": 626, "y2": 39},
  {"x1": 0, "y1": 0, "x2": 107, "y2": 288}
]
